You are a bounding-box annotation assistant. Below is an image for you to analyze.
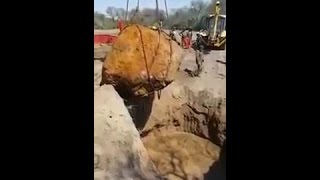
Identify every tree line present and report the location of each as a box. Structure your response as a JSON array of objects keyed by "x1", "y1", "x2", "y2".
[{"x1": 94, "y1": 0, "x2": 225, "y2": 30}]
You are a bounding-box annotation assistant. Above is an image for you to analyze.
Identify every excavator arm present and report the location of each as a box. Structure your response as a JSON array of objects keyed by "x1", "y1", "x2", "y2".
[{"x1": 199, "y1": 1, "x2": 226, "y2": 50}]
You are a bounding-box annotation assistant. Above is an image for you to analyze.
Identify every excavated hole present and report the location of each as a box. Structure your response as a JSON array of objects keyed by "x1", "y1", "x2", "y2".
[
  {"x1": 97, "y1": 42, "x2": 226, "y2": 180},
  {"x1": 114, "y1": 87, "x2": 155, "y2": 131},
  {"x1": 114, "y1": 87, "x2": 225, "y2": 180}
]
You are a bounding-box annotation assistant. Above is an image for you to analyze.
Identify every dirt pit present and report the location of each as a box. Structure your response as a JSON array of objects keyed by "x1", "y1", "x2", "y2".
[{"x1": 94, "y1": 45, "x2": 226, "y2": 180}]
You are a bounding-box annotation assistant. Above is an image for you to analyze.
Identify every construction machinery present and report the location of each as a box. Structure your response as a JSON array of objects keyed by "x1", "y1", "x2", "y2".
[
  {"x1": 94, "y1": 31, "x2": 118, "y2": 45},
  {"x1": 196, "y1": 1, "x2": 226, "y2": 50},
  {"x1": 94, "y1": 30, "x2": 119, "y2": 60}
]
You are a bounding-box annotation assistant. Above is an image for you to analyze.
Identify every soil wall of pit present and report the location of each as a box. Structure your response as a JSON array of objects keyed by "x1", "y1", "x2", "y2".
[{"x1": 94, "y1": 42, "x2": 226, "y2": 180}]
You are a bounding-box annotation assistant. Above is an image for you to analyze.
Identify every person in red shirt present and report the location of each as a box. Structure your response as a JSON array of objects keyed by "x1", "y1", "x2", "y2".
[
  {"x1": 179, "y1": 27, "x2": 188, "y2": 49},
  {"x1": 117, "y1": 18, "x2": 124, "y2": 33},
  {"x1": 187, "y1": 28, "x2": 193, "y2": 48},
  {"x1": 179, "y1": 27, "x2": 192, "y2": 49}
]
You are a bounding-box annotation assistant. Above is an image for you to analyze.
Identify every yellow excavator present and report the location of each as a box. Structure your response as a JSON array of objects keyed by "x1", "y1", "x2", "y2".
[{"x1": 197, "y1": 1, "x2": 226, "y2": 50}]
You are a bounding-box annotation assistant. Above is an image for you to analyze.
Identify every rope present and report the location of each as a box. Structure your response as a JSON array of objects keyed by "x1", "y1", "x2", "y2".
[
  {"x1": 155, "y1": 0, "x2": 159, "y2": 21},
  {"x1": 164, "y1": 0, "x2": 169, "y2": 19},
  {"x1": 164, "y1": 36, "x2": 173, "y2": 83},
  {"x1": 134, "y1": 25, "x2": 156, "y2": 93},
  {"x1": 148, "y1": 28, "x2": 162, "y2": 73},
  {"x1": 133, "y1": 25, "x2": 174, "y2": 100},
  {"x1": 156, "y1": 28, "x2": 163, "y2": 100},
  {"x1": 157, "y1": 89, "x2": 162, "y2": 99},
  {"x1": 129, "y1": 0, "x2": 140, "y2": 22},
  {"x1": 125, "y1": 0, "x2": 129, "y2": 22},
  {"x1": 121, "y1": 0, "x2": 175, "y2": 99},
  {"x1": 155, "y1": 28, "x2": 173, "y2": 100}
]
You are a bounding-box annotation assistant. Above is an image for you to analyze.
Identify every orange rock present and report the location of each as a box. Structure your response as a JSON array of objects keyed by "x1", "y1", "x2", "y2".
[{"x1": 100, "y1": 24, "x2": 184, "y2": 98}]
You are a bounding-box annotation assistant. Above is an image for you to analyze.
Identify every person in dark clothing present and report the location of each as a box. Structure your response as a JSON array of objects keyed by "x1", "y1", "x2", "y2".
[
  {"x1": 193, "y1": 32, "x2": 206, "y2": 76},
  {"x1": 195, "y1": 32, "x2": 206, "y2": 51}
]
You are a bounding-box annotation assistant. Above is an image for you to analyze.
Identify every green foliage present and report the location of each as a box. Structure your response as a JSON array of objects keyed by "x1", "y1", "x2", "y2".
[{"x1": 94, "y1": 11, "x2": 116, "y2": 29}]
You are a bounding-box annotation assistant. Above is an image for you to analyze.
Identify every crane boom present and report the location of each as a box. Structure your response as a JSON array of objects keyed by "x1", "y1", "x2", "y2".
[
  {"x1": 155, "y1": 0, "x2": 159, "y2": 21},
  {"x1": 124, "y1": 0, "x2": 169, "y2": 26},
  {"x1": 125, "y1": 0, "x2": 129, "y2": 21}
]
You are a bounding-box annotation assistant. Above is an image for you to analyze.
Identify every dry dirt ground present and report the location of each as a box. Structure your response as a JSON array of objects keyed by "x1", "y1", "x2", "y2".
[{"x1": 94, "y1": 30, "x2": 226, "y2": 180}]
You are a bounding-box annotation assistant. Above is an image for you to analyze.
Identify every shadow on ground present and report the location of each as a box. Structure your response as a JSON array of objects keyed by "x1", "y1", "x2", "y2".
[
  {"x1": 122, "y1": 92, "x2": 155, "y2": 130},
  {"x1": 204, "y1": 141, "x2": 226, "y2": 180}
]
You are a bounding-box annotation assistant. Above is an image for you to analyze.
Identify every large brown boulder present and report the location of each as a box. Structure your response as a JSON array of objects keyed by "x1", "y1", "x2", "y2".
[{"x1": 100, "y1": 24, "x2": 184, "y2": 98}]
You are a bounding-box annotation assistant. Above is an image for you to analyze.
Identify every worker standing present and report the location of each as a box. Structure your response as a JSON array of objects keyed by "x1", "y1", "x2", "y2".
[
  {"x1": 179, "y1": 27, "x2": 188, "y2": 49},
  {"x1": 159, "y1": 19, "x2": 163, "y2": 28},
  {"x1": 187, "y1": 28, "x2": 193, "y2": 48},
  {"x1": 117, "y1": 18, "x2": 124, "y2": 33},
  {"x1": 194, "y1": 32, "x2": 205, "y2": 76}
]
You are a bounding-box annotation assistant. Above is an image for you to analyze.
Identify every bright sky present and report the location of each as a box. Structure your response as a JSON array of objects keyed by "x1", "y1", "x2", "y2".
[{"x1": 94, "y1": 0, "x2": 211, "y2": 14}]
